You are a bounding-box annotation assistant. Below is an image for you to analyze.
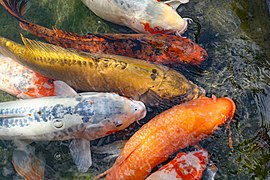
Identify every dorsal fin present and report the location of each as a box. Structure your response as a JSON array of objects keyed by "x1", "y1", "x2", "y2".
[{"x1": 20, "y1": 34, "x2": 85, "y2": 60}]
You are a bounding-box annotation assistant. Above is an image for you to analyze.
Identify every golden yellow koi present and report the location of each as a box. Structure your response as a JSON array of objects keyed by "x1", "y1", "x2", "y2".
[{"x1": 0, "y1": 35, "x2": 204, "y2": 107}]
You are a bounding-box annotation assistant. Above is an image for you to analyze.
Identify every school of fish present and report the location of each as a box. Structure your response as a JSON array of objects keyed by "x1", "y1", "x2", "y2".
[
  {"x1": 0, "y1": 0, "x2": 208, "y2": 65},
  {"x1": 0, "y1": 0, "x2": 237, "y2": 179}
]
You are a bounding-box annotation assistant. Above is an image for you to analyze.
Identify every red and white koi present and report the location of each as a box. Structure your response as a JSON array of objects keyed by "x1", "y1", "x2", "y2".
[
  {"x1": 81, "y1": 0, "x2": 189, "y2": 35},
  {"x1": 0, "y1": 54, "x2": 55, "y2": 98},
  {"x1": 147, "y1": 149, "x2": 209, "y2": 180}
]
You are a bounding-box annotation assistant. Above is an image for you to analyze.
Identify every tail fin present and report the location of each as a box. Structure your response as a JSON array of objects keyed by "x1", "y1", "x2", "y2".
[
  {"x1": 0, "y1": 0, "x2": 29, "y2": 23},
  {"x1": 0, "y1": 0, "x2": 55, "y2": 40}
]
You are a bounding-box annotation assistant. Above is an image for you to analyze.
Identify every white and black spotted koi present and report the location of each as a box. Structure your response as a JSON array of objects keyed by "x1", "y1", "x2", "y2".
[{"x1": 0, "y1": 90, "x2": 146, "y2": 174}]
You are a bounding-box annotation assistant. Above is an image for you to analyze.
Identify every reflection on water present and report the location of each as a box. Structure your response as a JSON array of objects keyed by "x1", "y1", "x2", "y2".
[
  {"x1": 0, "y1": 0, "x2": 269, "y2": 179},
  {"x1": 236, "y1": 129, "x2": 270, "y2": 179},
  {"x1": 255, "y1": 86, "x2": 270, "y2": 131}
]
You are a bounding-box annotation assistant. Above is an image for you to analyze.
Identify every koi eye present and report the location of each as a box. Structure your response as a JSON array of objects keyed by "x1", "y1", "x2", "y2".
[
  {"x1": 47, "y1": 79, "x2": 54, "y2": 84},
  {"x1": 114, "y1": 120, "x2": 123, "y2": 127},
  {"x1": 154, "y1": 27, "x2": 163, "y2": 31},
  {"x1": 53, "y1": 119, "x2": 63, "y2": 129}
]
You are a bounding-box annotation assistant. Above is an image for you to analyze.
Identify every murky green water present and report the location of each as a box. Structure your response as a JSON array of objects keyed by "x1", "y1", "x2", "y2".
[{"x1": 0, "y1": 0, "x2": 269, "y2": 179}]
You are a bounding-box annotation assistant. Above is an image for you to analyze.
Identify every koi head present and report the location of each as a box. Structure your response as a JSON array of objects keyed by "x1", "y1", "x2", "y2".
[
  {"x1": 105, "y1": 98, "x2": 146, "y2": 134},
  {"x1": 190, "y1": 96, "x2": 236, "y2": 136},
  {"x1": 148, "y1": 149, "x2": 209, "y2": 180},
  {"x1": 82, "y1": 93, "x2": 146, "y2": 137},
  {"x1": 143, "y1": 2, "x2": 188, "y2": 35},
  {"x1": 171, "y1": 149, "x2": 209, "y2": 179},
  {"x1": 145, "y1": 69, "x2": 205, "y2": 108},
  {"x1": 169, "y1": 37, "x2": 208, "y2": 65}
]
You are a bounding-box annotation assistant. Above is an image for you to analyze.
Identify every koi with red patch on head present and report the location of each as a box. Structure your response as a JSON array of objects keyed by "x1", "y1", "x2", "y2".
[
  {"x1": 146, "y1": 149, "x2": 209, "y2": 180},
  {"x1": 96, "y1": 97, "x2": 236, "y2": 180},
  {"x1": 80, "y1": 0, "x2": 188, "y2": 36}
]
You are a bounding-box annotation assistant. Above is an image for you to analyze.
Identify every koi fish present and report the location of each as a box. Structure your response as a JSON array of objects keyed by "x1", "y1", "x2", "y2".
[
  {"x1": 0, "y1": 0, "x2": 208, "y2": 65},
  {"x1": 81, "y1": 0, "x2": 188, "y2": 35},
  {"x1": 146, "y1": 149, "x2": 209, "y2": 180},
  {"x1": 0, "y1": 54, "x2": 56, "y2": 98},
  {"x1": 0, "y1": 88, "x2": 146, "y2": 175},
  {"x1": 0, "y1": 35, "x2": 205, "y2": 107},
  {"x1": 96, "y1": 96, "x2": 236, "y2": 180}
]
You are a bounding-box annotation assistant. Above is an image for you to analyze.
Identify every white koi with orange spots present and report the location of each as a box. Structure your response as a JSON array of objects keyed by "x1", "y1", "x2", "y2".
[
  {"x1": 81, "y1": 0, "x2": 188, "y2": 35},
  {"x1": 0, "y1": 54, "x2": 55, "y2": 98}
]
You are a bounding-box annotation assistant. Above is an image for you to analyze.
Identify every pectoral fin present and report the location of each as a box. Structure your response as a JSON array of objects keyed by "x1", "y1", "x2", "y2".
[
  {"x1": 69, "y1": 139, "x2": 92, "y2": 172},
  {"x1": 12, "y1": 146, "x2": 45, "y2": 180},
  {"x1": 54, "y1": 80, "x2": 78, "y2": 97}
]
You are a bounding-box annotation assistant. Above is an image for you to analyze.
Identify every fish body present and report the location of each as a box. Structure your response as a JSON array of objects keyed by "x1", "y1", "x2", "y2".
[
  {"x1": 0, "y1": 92, "x2": 146, "y2": 141},
  {"x1": 0, "y1": 0, "x2": 208, "y2": 65},
  {"x1": 0, "y1": 36, "x2": 204, "y2": 107},
  {"x1": 0, "y1": 54, "x2": 54, "y2": 98},
  {"x1": 81, "y1": 0, "x2": 188, "y2": 35},
  {"x1": 0, "y1": 90, "x2": 146, "y2": 175},
  {"x1": 146, "y1": 149, "x2": 209, "y2": 180},
  {"x1": 97, "y1": 97, "x2": 236, "y2": 180}
]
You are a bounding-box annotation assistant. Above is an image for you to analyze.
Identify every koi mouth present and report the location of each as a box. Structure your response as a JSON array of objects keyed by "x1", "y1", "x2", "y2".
[{"x1": 175, "y1": 18, "x2": 191, "y2": 36}]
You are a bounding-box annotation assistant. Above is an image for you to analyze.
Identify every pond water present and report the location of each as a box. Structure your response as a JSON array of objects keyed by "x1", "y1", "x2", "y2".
[{"x1": 0, "y1": 0, "x2": 269, "y2": 179}]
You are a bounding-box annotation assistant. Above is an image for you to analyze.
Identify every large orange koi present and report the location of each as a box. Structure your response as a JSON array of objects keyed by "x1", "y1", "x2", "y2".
[
  {"x1": 0, "y1": 0, "x2": 208, "y2": 65},
  {"x1": 96, "y1": 96, "x2": 236, "y2": 180}
]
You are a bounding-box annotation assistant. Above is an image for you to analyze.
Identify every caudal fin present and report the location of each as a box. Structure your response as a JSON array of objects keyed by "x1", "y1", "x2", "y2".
[
  {"x1": 0, "y1": 0, "x2": 29, "y2": 23},
  {"x1": 1, "y1": 0, "x2": 56, "y2": 41}
]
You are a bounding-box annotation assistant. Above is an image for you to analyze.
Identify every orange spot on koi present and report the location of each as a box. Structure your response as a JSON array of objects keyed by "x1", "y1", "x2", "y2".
[
  {"x1": 106, "y1": 130, "x2": 119, "y2": 135},
  {"x1": 143, "y1": 22, "x2": 171, "y2": 34}
]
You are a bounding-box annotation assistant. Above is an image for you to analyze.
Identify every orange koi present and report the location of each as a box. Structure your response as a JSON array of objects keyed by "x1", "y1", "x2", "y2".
[
  {"x1": 146, "y1": 149, "x2": 209, "y2": 180},
  {"x1": 96, "y1": 96, "x2": 236, "y2": 180},
  {"x1": 0, "y1": 0, "x2": 208, "y2": 65}
]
